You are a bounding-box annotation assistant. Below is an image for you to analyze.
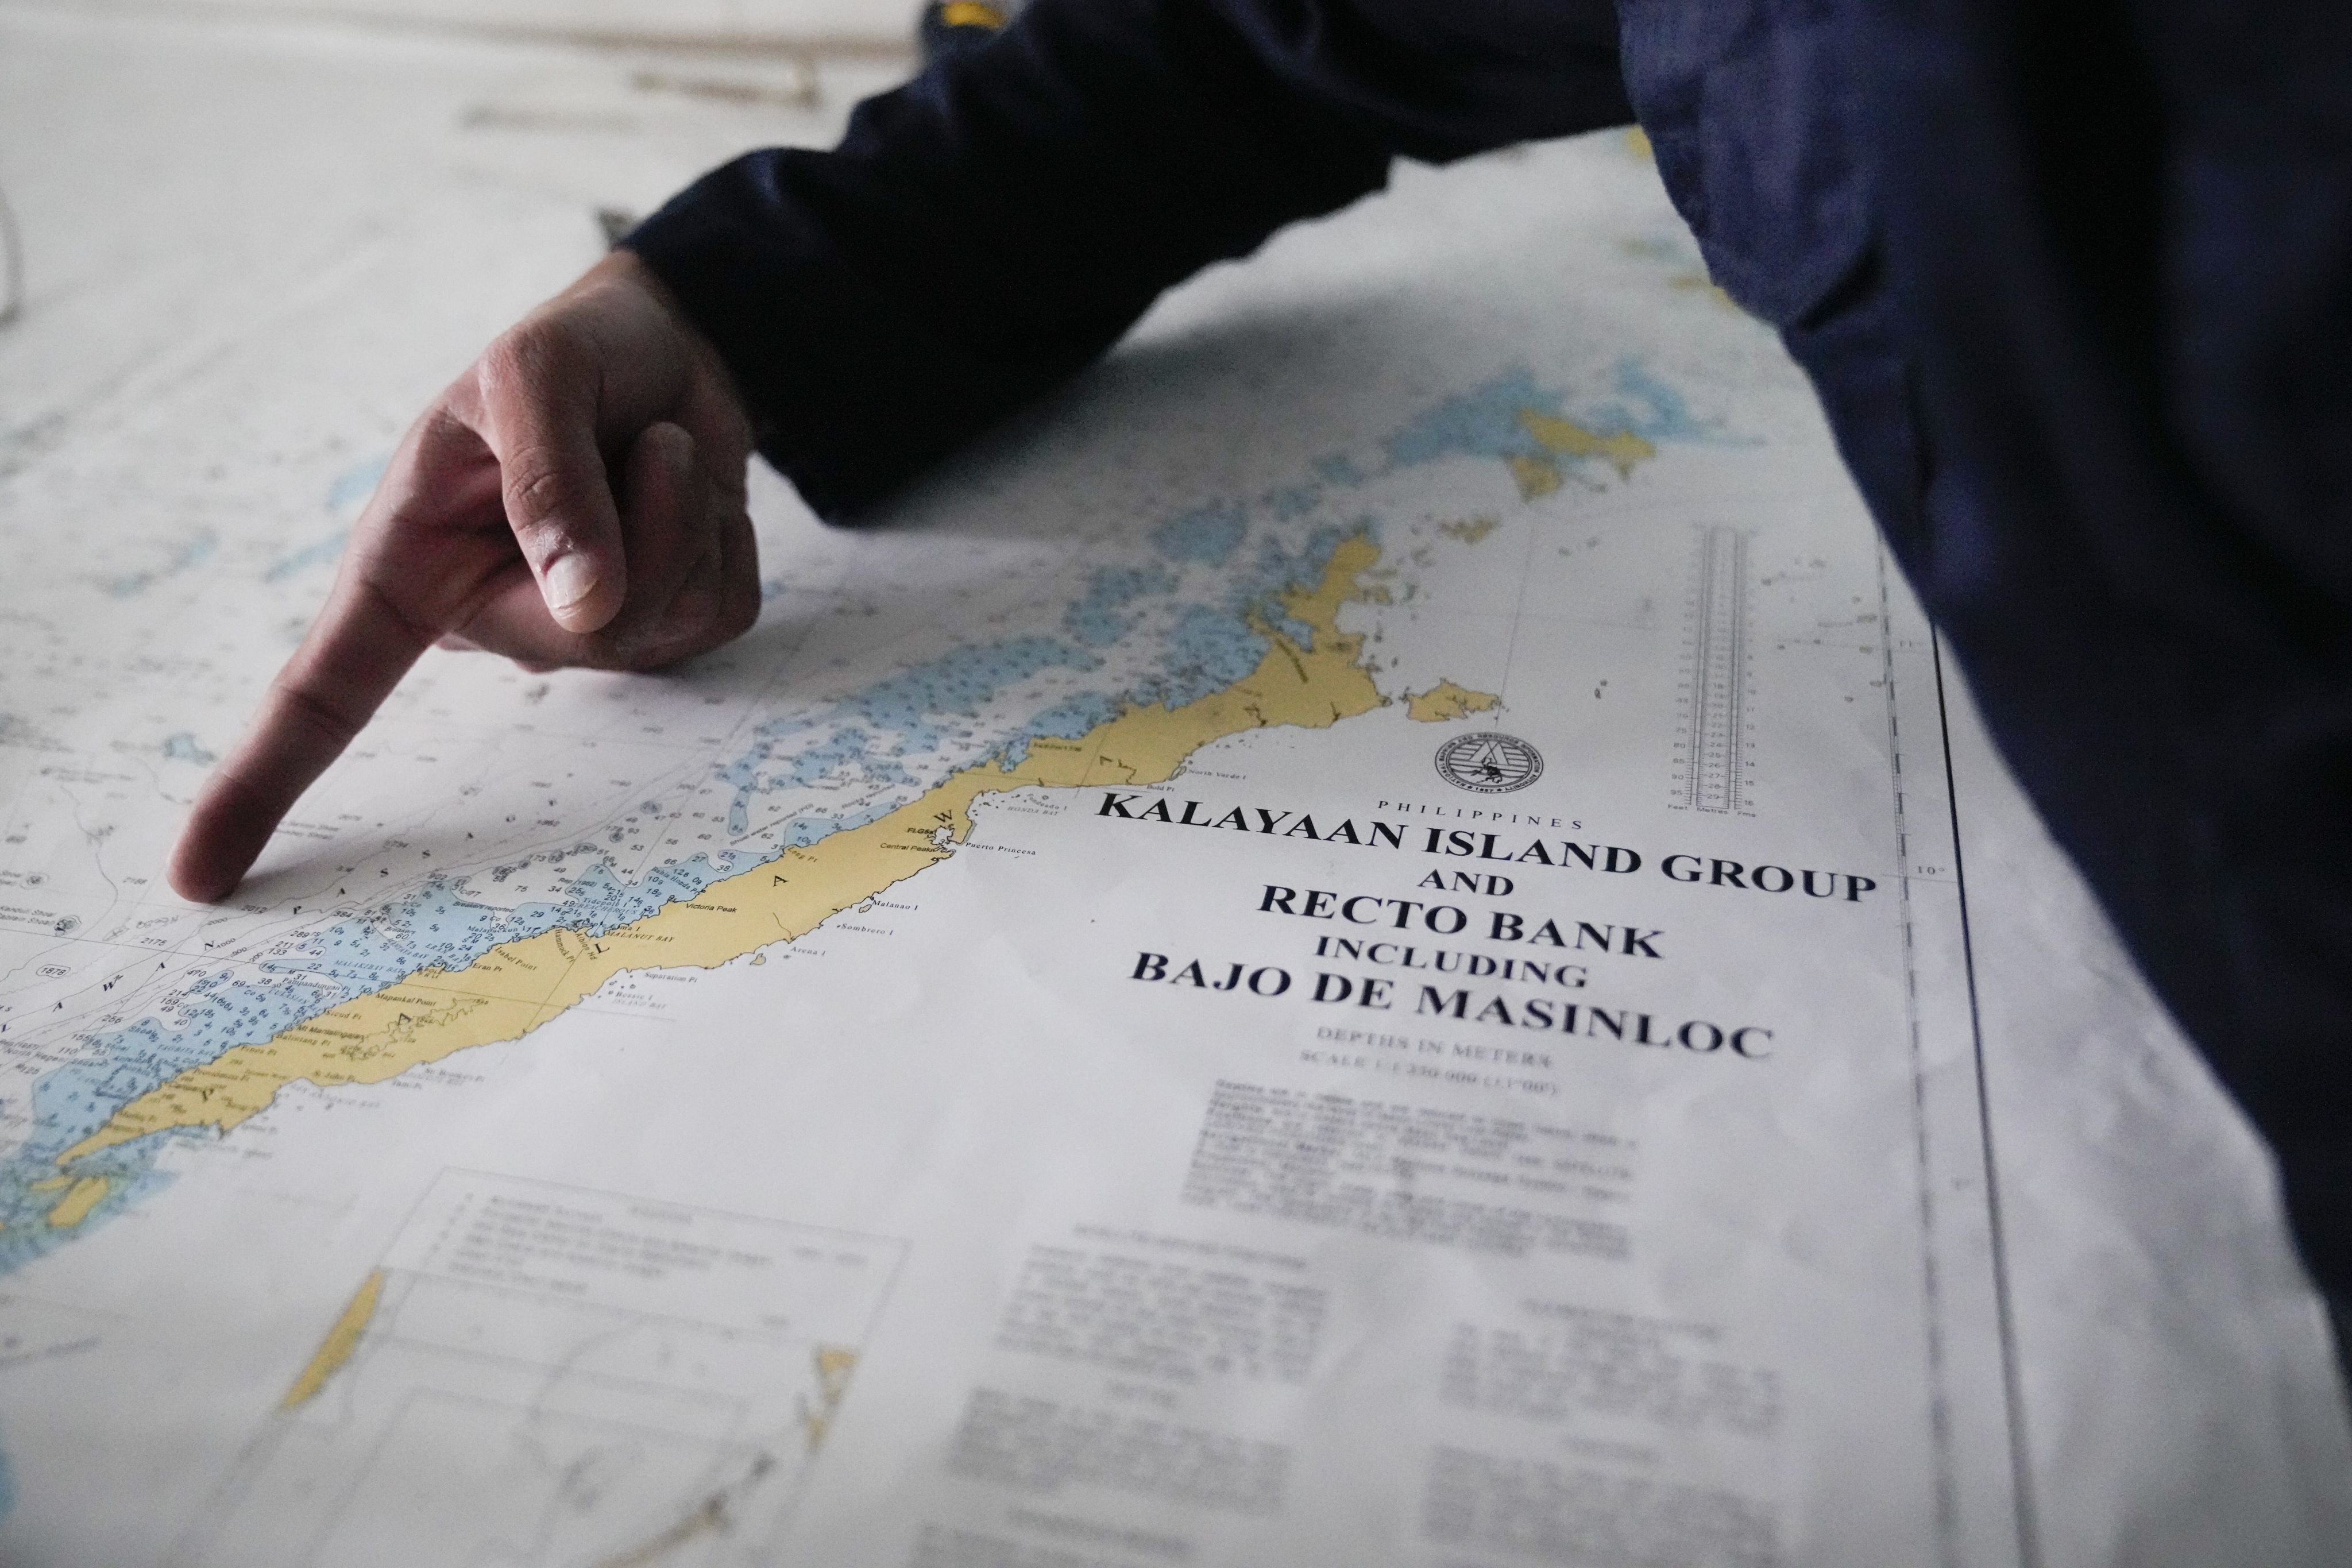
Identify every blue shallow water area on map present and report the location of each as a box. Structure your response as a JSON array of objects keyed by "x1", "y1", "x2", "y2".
[
  {"x1": 1160, "y1": 605, "x2": 1276, "y2": 700},
  {"x1": 720, "y1": 632, "x2": 1109, "y2": 831},
  {"x1": 1588, "y1": 359, "x2": 1737, "y2": 448},
  {"x1": 1151, "y1": 501, "x2": 1246, "y2": 565},
  {"x1": 781, "y1": 812, "x2": 859, "y2": 848},
  {"x1": 1264, "y1": 482, "x2": 1322, "y2": 520},
  {"x1": 839, "y1": 634, "x2": 1100, "y2": 756},
  {"x1": 102, "y1": 531, "x2": 218, "y2": 598},
  {"x1": 1002, "y1": 693, "x2": 1122, "y2": 768},
  {"x1": 723, "y1": 728, "x2": 907, "y2": 836},
  {"x1": 1243, "y1": 524, "x2": 1355, "y2": 650},
  {"x1": 1380, "y1": 366, "x2": 1566, "y2": 468},
  {"x1": 0, "y1": 360, "x2": 1735, "y2": 1282},
  {"x1": 262, "y1": 455, "x2": 393, "y2": 581},
  {"x1": 1379, "y1": 360, "x2": 1729, "y2": 473},
  {"x1": 1065, "y1": 565, "x2": 1178, "y2": 647},
  {"x1": 326, "y1": 454, "x2": 391, "y2": 512},
  {"x1": 264, "y1": 530, "x2": 349, "y2": 583}
]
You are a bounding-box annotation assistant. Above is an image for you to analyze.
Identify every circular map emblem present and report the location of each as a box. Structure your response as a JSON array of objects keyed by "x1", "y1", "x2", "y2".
[{"x1": 1434, "y1": 732, "x2": 1544, "y2": 794}]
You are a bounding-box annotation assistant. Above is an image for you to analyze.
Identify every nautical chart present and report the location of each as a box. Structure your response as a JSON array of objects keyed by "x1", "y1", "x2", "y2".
[{"x1": 1, "y1": 7, "x2": 2346, "y2": 1566}]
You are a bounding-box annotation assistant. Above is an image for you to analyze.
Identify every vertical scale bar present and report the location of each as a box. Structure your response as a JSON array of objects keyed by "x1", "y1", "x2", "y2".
[{"x1": 1678, "y1": 524, "x2": 1751, "y2": 813}]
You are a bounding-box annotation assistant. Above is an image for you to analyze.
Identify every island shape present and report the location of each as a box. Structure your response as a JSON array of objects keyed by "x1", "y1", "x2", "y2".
[
  {"x1": 1405, "y1": 681, "x2": 1502, "y2": 724},
  {"x1": 50, "y1": 535, "x2": 1391, "y2": 1189}
]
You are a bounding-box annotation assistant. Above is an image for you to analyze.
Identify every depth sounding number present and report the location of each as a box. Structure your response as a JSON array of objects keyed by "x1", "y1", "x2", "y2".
[{"x1": 1434, "y1": 732, "x2": 1544, "y2": 794}]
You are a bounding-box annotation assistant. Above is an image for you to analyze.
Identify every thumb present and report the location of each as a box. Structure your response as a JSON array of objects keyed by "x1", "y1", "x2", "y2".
[{"x1": 476, "y1": 329, "x2": 628, "y2": 633}]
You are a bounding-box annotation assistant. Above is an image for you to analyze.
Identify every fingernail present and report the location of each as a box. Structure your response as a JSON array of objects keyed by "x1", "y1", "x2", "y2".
[{"x1": 542, "y1": 553, "x2": 598, "y2": 613}]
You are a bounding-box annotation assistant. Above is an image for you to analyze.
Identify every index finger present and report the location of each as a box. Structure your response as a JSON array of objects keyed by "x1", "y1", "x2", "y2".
[{"x1": 167, "y1": 577, "x2": 435, "y2": 902}]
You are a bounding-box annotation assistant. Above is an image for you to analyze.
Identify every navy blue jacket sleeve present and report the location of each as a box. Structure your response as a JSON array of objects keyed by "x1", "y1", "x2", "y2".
[
  {"x1": 1852, "y1": 0, "x2": 2352, "y2": 1301},
  {"x1": 621, "y1": 0, "x2": 1631, "y2": 520}
]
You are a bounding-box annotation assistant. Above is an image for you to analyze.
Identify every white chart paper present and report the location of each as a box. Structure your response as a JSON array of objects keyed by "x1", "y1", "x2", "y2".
[{"x1": 0, "y1": 10, "x2": 2345, "y2": 1565}]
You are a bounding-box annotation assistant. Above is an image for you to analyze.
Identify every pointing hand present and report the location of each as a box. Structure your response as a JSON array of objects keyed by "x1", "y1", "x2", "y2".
[{"x1": 168, "y1": 251, "x2": 760, "y2": 902}]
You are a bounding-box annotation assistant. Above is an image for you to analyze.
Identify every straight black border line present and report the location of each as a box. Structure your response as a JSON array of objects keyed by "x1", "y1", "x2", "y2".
[
  {"x1": 1930, "y1": 628, "x2": 2043, "y2": 1568},
  {"x1": 1876, "y1": 546, "x2": 1962, "y2": 1565}
]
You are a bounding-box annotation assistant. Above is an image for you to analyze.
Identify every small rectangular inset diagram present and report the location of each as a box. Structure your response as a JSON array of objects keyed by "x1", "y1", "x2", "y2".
[{"x1": 183, "y1": 1169, "x2": 906, "y2": 1568}]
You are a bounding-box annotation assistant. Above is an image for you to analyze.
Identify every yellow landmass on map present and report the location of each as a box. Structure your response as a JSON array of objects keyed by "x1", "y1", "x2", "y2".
[
  {"x1": 1438, "y1": 516, "x2": 1498, "y2": 544},
  {"x1": 1670, "y1": 273, "x2": 1744, "y2": 313},
  {"x1": 801, "y1": 1345, "x2": 860, "y2": 1452},
  {"x1": 55, "y1": 538, "x2": 1389, "y2": 1170},
  {"x1": 594, "y1": 1496, "x2": 729, "y2": 1568},
  {"x1": 1506, "y1": 453, "x2": 1562, "y2": 500},
  {"x1": 1517, "y1": 409, "x2": 1657, "y2": 480},
  {"x1": 1405, "y1": 681, "x2": 1501, "y2": 723},
  {"x1": 44, "y1": 1175, "x2": 107, "y2": 1227},
  {"x1": 282, "y1": 1267, "x2": 386, "y2": 1408}
]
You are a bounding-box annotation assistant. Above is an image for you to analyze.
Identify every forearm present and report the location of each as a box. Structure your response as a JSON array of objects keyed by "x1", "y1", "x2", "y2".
[{"x1": 623, "y1": 0, "x2": 1632, "y2": 519}]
